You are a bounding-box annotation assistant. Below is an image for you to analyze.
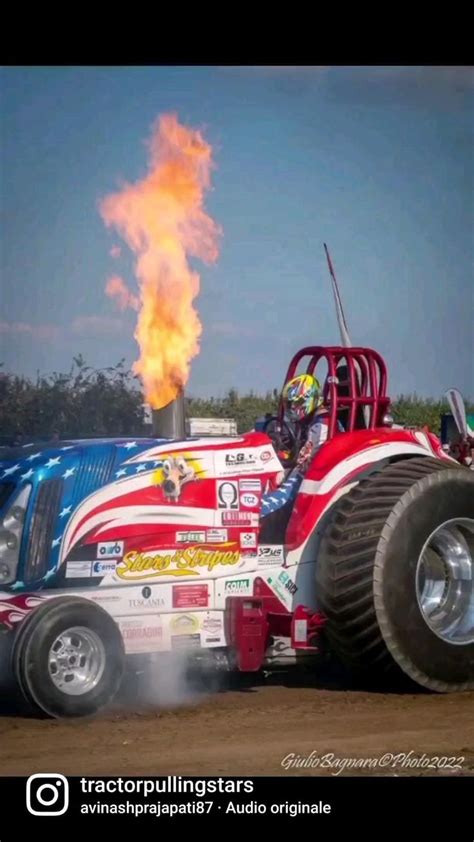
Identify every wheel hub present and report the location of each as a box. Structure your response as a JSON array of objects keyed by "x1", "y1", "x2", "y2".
[
  {"x1": 416, "y1": 518, "x2": 474, "y2": 645},
  {"x1": 48, "y1": 626, "x2": 106, "y2": 695}
]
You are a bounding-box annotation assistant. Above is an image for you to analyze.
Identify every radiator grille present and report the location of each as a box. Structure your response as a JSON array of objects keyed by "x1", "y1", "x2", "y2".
[
  {"x1": 71, "y1": 446, "x2": 116, "y2": 506},
  {"x1": 24, "y1": 478, "x2": 63, "y2": 583}
]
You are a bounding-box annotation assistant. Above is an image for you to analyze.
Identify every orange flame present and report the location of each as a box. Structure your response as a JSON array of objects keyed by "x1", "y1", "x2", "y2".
[{"x1": 99, "y1": 113, "x2": 221, "y2": 409}]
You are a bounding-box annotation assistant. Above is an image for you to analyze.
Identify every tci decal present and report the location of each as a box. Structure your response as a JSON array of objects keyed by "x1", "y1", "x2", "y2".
[{"x1": 240, "y1": 492, "x2": 259, "y2": 508}]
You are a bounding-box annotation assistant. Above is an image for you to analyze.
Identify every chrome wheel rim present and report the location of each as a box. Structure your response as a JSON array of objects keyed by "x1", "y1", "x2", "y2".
[
  {"x1": 48, "y1": 626, "x2": 106, "y2": 695},
  {"x1": 416, "y1": 518, "x2": 474, "y2": 645}
]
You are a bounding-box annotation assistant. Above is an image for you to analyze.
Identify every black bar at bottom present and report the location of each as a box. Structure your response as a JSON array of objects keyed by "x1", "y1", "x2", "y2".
[{"x1": 2, "y1": 774, "x2": 472, "y2": 833}]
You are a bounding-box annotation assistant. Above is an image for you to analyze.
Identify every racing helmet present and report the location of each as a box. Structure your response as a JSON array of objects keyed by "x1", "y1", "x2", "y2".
[{"x1": 282, "y1": 373, "x2": 322, "y2": 423}]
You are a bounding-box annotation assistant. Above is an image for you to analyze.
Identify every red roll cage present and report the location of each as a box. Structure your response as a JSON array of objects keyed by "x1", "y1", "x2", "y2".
[{"x1": 278, "y1": 346, "x2": 391, "y2": 440}]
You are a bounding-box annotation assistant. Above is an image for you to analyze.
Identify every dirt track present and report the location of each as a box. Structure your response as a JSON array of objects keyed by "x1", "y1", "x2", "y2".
[{"x1": 1, "y1": 670, "x2": 473, "y2": 777}]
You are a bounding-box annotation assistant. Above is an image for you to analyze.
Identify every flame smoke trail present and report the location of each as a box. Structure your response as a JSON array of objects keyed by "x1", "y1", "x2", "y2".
[{"x1": 100, "y1": 113, "x2": 221, "y2": 409}]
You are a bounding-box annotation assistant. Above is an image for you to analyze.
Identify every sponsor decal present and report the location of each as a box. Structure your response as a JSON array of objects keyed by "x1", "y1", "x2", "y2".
[
  {"x1": 266, "y1": 575, "x2": 290, "y2": 606},
  {"x1": 170, "y1": 614, "x2": 200, "y2": 634},
  {"x1": 240, "y1": 532, "x2": 257, "y2": 548},
  {"x1": 172, "y1": 584, "x2": 209, "y2": 609},
  {"x1": 224, "y1": 578, "x2": 251, "y2": 594},
  {"x1": 206, "y1": 528, "x2": 228, "y2": 543},
  {"x1": 225, "y1": 452, "x2": 257, "y2": 468},
  {"x1": 215, "y1": 449, "x2": 269, "y2": 476},
  {"x1": 240, "y1": 492, "x2": 259, "y2": 508},
  {"x1": 116, "y1": 545, "x2": 240, "y2": 581},
  {"x1": 120, "y1": 618, "x2": 163, "y2": 652},
  {"x1": 239, "y1": 479, "x2": 262, "y2": 493},
  {"x1": 204, "y1": 636, "x2": 221, "y2": 643},
  {"x1": 128, "y1": 596, "x2": 165, "y2": 609},
  {"x1": 66, "y1": 561, "x2": 92, "y2": 578},
  {"x1": 221, "y1": 511, "x2": 258, "y2": 527},
  {"x1": 258, "y1": 545, "x2": 284, "y2": 565},
  {"x1": 176, "y1": 531, "x2": 206, "y2": 543},
  {"x1": 260, "y1": 450, "x2": 272, "y2": 462},
  {"x1": 171, "y1": 633, "x2": 201, "y2": 649},
  {"x1": 217, "y1": 480, "x2": 239, "y2": 509},
  {"x1": 92, "y1": 560, "x2": 116, "y2": 577},
  {"x1": 202, "y1": 617, "x2": 222, "y2": 633},
  {"x1": 278, "y1": 570, "x2": 298, "y2": 596},
  {"x1": 88, "y1": 593, "x2": 122, "y2": 604},
  {"x1": 122, "y1": 624, "x2": 163, "y2": 642},
  {"x1": 97, "y1": 541, "x2": 124, "y2": 559},
  {"x1": 266, "y1": 638, "x2": 294, "y2": 658}
]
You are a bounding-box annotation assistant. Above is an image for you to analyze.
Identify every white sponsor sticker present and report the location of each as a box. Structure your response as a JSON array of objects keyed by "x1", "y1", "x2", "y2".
[
  {"x1": 202, "y1": 616, "x2": 223, "y2": 633},
  {"x1": 221, "y1": 510, "x2": 258, "y2": 527},
  {"x1": 215, "y1": 447, "x2": 280, "y2": 477},
  {"x1": 66, "y1": 561, "x2": 92, "y2": 578},
  {"x1": 258, "y1": 545, "x2": 284, "y2": 565},
  {"x1": 240, "y1": 532, "x2": 257, "y2": 548},
  {"x1": 176, "y1": 531, "x2": 206, "y2": 543},
  {"x1": 119, "y1": 617, "x2": 163, "y2": 653},
  {"x1": 217, "y1": 480, "x2": 239, "y2": 509},
  {"x1": 294, "y1": 619, "x2": 307, "y2": 643},
  {"x1": 240, "y1": 492, "x2": 259, "y2": 508},
  {"x1": 91, "y1": 559, "x2": 117, "y2": 577},
  {"x1": 239, "y1": 479, "x2": 262, "y2": 493},
  {"x1": 206, "y1": 528, "x2": 228, "y2": 542},
  {"x1": 97, "y1": 540, "x2": 124, "y2": 559}
]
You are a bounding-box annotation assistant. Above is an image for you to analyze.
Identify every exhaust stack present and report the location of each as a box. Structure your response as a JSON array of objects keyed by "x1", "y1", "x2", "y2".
[{"x1": 151, "y1": 391, "x2": 186, "y2": 440}]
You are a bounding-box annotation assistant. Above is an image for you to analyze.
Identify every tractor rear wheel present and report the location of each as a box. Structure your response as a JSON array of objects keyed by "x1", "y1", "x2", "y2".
[{"x1": 315, "y1": 457, "x2": 474, "y2": 692}]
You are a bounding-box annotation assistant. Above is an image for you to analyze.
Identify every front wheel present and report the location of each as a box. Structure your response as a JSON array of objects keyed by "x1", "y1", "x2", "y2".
[{"x1": 12, "y1": 596, "x2": 125, "y2": 717}]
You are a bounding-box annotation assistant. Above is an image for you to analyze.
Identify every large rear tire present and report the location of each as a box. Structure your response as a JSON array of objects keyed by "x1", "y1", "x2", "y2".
[
  {"x1": 12, "y1": 596, "x2": 125, "y2": 717},
  {"x1": 315, "y1": 457, "x2": 474, "y2": 692}
]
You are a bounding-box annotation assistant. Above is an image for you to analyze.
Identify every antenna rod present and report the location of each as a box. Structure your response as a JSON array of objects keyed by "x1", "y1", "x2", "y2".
[{"x1": 324, "y1": 243, "x2": 352, "y2": 348}]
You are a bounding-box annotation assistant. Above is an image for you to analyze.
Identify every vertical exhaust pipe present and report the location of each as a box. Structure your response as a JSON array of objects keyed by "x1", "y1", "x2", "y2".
[{"x1": 151, "y1": 390, "x2": 186, "y2": 439}]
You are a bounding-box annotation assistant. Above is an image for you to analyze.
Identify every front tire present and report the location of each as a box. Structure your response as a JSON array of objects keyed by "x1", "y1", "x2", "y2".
[
  {"x1": 315, "y1": 457, "x2": 474, "y2": 692},
  {"x1": 12, "y1": 596, "x2": 125, "y2": 717}
]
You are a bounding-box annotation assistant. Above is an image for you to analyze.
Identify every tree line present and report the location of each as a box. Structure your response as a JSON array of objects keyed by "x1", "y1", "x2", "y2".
[{"x1": 0, "y1": 357, "x2": 472, "y2": 442}]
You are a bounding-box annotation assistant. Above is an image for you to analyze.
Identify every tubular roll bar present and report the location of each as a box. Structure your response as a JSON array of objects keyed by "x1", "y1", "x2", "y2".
[{"x1": 278, "y1": 346, "x2": 390, "y2": 439}]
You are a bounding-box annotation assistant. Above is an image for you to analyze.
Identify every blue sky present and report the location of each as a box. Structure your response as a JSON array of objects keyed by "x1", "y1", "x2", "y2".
[{"x1": 1, "y1": 66, "x2": 473, "y2": 400}]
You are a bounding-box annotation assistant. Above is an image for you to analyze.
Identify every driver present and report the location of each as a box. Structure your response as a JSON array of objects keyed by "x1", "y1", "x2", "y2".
[{"x1": 260, "y1": 373, "x2": 333, "y2": 517}]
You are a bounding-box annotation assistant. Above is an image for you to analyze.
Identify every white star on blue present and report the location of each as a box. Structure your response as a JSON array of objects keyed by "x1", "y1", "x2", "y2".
[
  {"x1": 260, "y1": 475, "x2": 302, "y2": 515},
  {"x1": 113, "y1": 460, "x2": 163, "y2": 479},
  {"x1": 45, "y1": 456, "x2": 61, "y2": 469}
]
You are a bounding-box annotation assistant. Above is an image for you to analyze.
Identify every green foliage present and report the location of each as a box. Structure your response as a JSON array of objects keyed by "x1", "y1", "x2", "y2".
[
  {"x1": 0, "y1": 359, "x2": 472, "y2": 439},
  {"x1": 0, "y1": 358, "x2": 147, "y2": 439},
  {"x1": 391, "y1": 394, "x2": 474, "y2": 436}
]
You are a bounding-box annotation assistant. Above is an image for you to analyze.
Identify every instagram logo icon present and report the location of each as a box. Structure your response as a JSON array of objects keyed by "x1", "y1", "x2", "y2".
[{"x1": 26, "y1": 774, "x2": 69, "y2": 816}]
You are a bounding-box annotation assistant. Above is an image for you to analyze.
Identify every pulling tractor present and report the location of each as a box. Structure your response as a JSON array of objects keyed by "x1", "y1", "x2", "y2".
[{"x1": 0, "y1": 344, "x2": 472, "y2": 717}]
